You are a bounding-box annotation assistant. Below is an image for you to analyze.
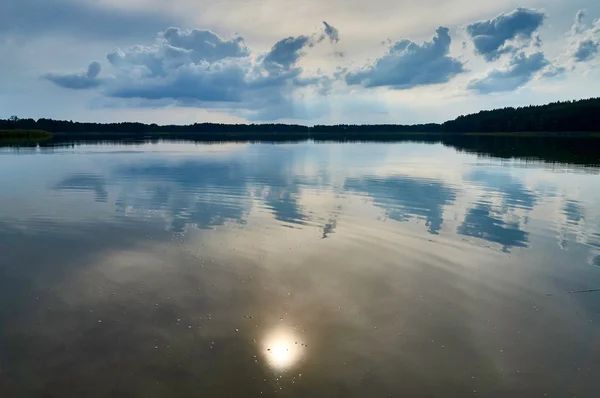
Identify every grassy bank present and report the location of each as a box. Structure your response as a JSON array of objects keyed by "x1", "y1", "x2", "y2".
[{"x1": 0, "y1": 129, "x2": 53, "y2": 143}]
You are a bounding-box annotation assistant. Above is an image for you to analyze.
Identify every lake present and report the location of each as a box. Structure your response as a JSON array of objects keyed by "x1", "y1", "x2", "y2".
[{"x1": 1, "y1": 139, "x2": 600, "y2": 397}]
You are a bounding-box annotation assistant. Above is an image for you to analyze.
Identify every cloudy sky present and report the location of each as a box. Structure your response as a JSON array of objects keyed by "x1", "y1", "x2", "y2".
[{"x1": 1, "y1": 0, "x2": 600, "y2": 125}]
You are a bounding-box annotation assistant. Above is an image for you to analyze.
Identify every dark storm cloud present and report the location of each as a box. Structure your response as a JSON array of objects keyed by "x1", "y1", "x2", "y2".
[
  {"x1": 0, "y1": 0, "x2": 178, "y2": 39},
  {"x1": 466, "y1": 7, "x2": 545, "y2": 61},
  {"x1": 467, "y1": 52, "x2": 550, "y2": 94},
  {"x1": 43, "y1": 61, "x2": 104, "y2": 90},
  {"x1": 345, "y1": 27, "x2": 465, "y2": 89}
]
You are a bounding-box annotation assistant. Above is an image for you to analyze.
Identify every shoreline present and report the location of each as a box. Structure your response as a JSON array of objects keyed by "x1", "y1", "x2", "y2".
[
  {"x1": 2, "y1": 130, "x2": 600, "y2": 145},
  {"x1": 47, "y1": 130, "x2": 600, "y2": 139},
  {"x1": 0, "y1": 129, "x2": 53, "y2": 143}
]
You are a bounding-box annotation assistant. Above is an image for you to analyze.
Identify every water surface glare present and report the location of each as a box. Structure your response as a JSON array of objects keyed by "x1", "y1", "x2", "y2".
[{"x1": 1, "y1": 141, "x2": 600, "y2": 397}]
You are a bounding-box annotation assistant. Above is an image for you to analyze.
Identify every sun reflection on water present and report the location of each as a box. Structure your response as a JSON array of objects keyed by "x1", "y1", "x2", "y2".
[{"x1": 261, "y1": 327, "x2": 304, "y2": 371}]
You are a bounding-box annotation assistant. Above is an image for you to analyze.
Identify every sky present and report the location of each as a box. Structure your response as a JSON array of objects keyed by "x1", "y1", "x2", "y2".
[{"x1": 1, "y1": 0, "x2": 600, "y2": 125}]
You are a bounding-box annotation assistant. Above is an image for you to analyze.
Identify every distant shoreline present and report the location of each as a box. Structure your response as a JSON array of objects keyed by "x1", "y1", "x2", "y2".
[
  {"x1": 3, "y1": 130, "x2": 600, "y2": 145},
  {"x1": 2, "y1": 96, "x2": 600, "y2": 142},
  {"x1": 48, "y1": 130, "x2": 600, "y2": 139},
  {"x1": 4, "y1": 130, "x2": 599, "y2": 167},
  {"x1": 2, "y1": 97, "x2": 600, "y2": 138}
]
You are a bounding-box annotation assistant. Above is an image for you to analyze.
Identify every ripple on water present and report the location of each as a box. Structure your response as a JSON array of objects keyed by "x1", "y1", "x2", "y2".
[{"x1": 2, "y1": 141, "x2": 600, "y2": 397}]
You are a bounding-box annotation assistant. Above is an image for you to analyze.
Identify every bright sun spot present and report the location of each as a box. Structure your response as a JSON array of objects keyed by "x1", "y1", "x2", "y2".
[{"x1": 262, "y1": 327, "x2": 303, "y2": 371}]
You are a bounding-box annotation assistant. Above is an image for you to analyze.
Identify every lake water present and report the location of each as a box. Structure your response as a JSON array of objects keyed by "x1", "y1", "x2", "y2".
[{"x1": 1, "y1": 140, "x2": 600, "y2": 397}]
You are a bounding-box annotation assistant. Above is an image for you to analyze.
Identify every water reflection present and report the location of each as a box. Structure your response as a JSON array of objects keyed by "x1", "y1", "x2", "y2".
[
  {"x1": 262, "y1": 187, "x2": 307, "y2": 226},
  {"x1": 458, "y1": 202, "x2": 529, "y2": 251},
  {"x1": 54, "y1": 173, "x2": 109, "y2": 202},
  {"x1": 262, "y1": 327, "x2": 304, "y2": 371},
  {"x1": 563, "y1": 200, "x2": 585, "y2": 225},
  {"x1": 321, "y1": 217, "x2": 338, "y2": 239},
  {"x1": 589, "y1": 233, "x2": 600, "y2": 267},
  {"x1": 344, "y1": 175, "x2": 456, "y2": 234},
  {"x1": 113, "y1": 160, "x2": 252, "y2": 230},
  {"x1": 106, "y1": 150, "x2": 322, "y2": 231},
  {"x1": 588, "y1": 233, "x2": 600, "y2": 249},
  {"x1": 2, "y1": 141, "x2": 600, "y2": 397},
  {"x1": 467, "y1": 170, "x2": 538, "y2": 210}
]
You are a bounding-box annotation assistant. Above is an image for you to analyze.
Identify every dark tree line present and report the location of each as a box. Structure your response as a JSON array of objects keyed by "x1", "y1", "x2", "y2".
[
  {"x1": 2, "y1": 97, "x2": 599, "y2": 137},
  {"x1": 442, "y1": 97, "x2": 600, "y2": 133}
]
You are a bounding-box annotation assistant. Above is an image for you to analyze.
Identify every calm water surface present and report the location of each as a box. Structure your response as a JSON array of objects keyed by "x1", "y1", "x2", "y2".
[{"x1": 1, "y1": 141, "x2": 600, "y2": 397}]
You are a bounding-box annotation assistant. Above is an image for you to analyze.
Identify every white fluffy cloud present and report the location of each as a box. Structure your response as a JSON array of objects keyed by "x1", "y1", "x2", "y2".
[
  {"x1": 467, "y1": 51, "x2": 550, "y2": 94},
  {"x1": 345, "y1": 27, "x2": 465, "y2": 89},
  {"x1": 466, "y1": 7, "x2": 545, "y2": 61},
  {"x1": 60, "y1": 26, "x2": 338, "y2": 120},
  {"x1": 4, "y1": 2, "x2": 600, "y2": 123},
  {"x1": 568, "y1": 10, "x2": 600, "y2": 63}
]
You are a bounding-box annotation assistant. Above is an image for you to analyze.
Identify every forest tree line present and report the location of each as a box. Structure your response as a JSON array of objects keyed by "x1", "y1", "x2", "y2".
[{"x1": 1, "y1": 97, "x2": 599, "y2": 136}]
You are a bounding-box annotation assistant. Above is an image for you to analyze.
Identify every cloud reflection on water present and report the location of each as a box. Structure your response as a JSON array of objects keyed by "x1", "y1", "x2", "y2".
[
  {"x1": 44, "y1": 143, "x2": 600, "y2": 256},
  {"x1": 457, "y1": 202, "x2": 529, "y2": 251},
  {"x1": 344, "y1": 175, "x2": 457, "y2": 234},
  {"x1": 3, "y1": 142, "x2": 600, "y2": 397},
  {"x1": 54, "y1": 173, "x2": 109, "y2": 202}
]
